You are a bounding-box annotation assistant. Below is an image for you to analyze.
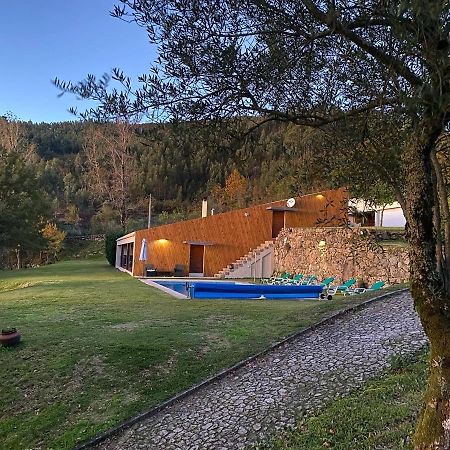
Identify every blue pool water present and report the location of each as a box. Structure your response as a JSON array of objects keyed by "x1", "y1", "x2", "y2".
[
  {"x1": 153, "y1": 280, "x2": 323, "y2": 300},
  {"x1": 154, "y1": 280, "x2": 191, "y2": 296}
]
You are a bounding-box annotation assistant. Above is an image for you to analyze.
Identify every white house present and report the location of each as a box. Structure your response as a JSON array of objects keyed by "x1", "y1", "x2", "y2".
[
  {"x1": 374, "y1": 202, "x2": 406, "y2": 227},
  {"x1": 349, "y1": 199, "x2": 406, "y2": 227}
]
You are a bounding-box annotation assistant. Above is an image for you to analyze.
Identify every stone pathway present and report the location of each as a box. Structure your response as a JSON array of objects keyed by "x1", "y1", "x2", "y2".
[{"x1": 95, "y1": 292, "x2": 427, "y2": 450}]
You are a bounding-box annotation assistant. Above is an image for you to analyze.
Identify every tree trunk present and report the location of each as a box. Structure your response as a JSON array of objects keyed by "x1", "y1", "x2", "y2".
[
  {"x1": 380, "y1": 205, "x2": 385, "y2": 227},
  {"x1": 15, "y1": 248, "x2": 21, "y2": 270},
  {"x1": 120, "y1": 149, "x2": 127, "y2": 232},
  {"x1": 414, "y1": 309, "x2": 450, "y2": 449},
  {"x1": 403, "y1": 122, "x2": 450, "y2": 449},
  {"x1": 431, "y1": 150, "x2": 450, "y2": 289}
]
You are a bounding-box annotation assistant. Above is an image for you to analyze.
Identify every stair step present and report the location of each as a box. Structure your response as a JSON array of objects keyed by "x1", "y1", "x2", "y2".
[{"x1": 214, "y1": 240, "x2": 274, "y2": 277}]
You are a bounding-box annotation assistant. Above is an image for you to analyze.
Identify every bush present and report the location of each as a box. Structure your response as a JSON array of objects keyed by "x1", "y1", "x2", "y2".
[{"x1": 105, "y1": 232, "x2": 123, "y2": 266}]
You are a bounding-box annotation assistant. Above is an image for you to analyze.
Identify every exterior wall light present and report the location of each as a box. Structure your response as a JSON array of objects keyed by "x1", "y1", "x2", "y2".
[
  {"x1": 157, "y1": 238, "x2": 169, "y2": 244},
  {"x1": 318, "y1": 240, "x2": 327, "y2": 255},
  {"x1": 316, "y1": 194, "x2": 325, "y2": 200},
  {"x1": 283, "y1": 236, "x2": 291, "y2": 251}
]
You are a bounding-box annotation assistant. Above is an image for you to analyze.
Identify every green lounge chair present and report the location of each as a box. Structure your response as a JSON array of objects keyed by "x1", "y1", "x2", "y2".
[
  {"x1": 273, "y1": 272, "x2": 293, "y2": 284},
  {"x1": 344, "y1": 280, "x2": 386, "y2": 295},
  {"x1": 284, "y1": 274, "x2": 304, "y2": 285},
  {"x1": 261, "y1": 272, "x2": 281, "y2": 284},
  {"x1": 327, "y1": 278, "x2": 357, "y2": 295},
  {"x1": 300, "y1": 275, "x2": 318, "y2": 285},
  {"x1": 260, "y1": 275, "x2": 272, "y2": 284},
  {"x1": 319, "y1": 276, "x2": 335, "y2": 287},
  {"x1": 261, "y1": 272, "x2": 291, "y2": 284}
]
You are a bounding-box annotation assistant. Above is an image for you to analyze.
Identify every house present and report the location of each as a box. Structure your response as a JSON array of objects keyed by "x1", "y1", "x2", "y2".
[
  {"x1": 116, "y1": 188, "x2": 348, "y2": 278},
  {"x1": 348, "y1": 199, "x2": 406, "y2": 227}
]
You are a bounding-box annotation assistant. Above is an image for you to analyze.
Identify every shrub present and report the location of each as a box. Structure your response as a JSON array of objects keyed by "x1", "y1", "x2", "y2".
[{"x1": 105, "y1": 232, "x2": 123, "y2": 266}]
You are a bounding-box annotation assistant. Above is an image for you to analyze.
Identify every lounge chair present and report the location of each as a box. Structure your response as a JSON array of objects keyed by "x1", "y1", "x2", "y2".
[
  {"x1": 174, "y1": 264, "x2": 185, "y2": 276},
  {"x1": 261, "y1": 272, "x2": 291, "y2": 284},
  {"x1": 145, "y1": 264, "x2": 157, "y2": 277},
  {"x1": 300, "y1": 275, "x2": 318, "y2": 285},
  {"x1": 284, "y1": 274, "x2": 304, "y2": 285},
  {"x1": 272, "y1": 272, "x2": 292, "y2": 284},
  {"x1": 327, "y1": 278, "x2": 357, "y2": 295},
  {"x1": 344, "y1": 280, "x2": 386, "y2": 295},
  {"x1": 261, "y1": 273, "x2": 275, "y2": 284},
  {"x1": 317, "y1": 277, "x2": 336, "y2": 300},
  {"x1": 319, "y1": 276, "x2": 335, "y2": 287}
]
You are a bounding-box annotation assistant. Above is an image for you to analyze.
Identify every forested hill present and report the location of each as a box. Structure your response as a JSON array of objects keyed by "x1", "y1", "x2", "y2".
[
  {"x1": 22, "y1": 121, "x2": 86, "y2": 158},
  {"x1": 5, "y1": 115, "x2": 397, "y2": 239},
  {"x1": 9, "y1": 119, "x2": 330, "y2": 234}
]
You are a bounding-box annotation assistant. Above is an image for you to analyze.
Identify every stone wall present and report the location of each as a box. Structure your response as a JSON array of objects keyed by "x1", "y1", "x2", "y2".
[
  {"x1": 65, "y1": 234, "x2": 105, "y2": 242},
  {"x1": 274, "y1": 227, "x2": 409, "y2": 286}
]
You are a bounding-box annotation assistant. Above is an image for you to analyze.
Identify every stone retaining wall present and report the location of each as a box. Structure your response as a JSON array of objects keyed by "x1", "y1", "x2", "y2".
[
  {"x1": 274, "y1": 227, "x2": 409, "y2": 285},
  {"x1": 66, "y1": 234, "x2": 105, "y2": 242}
]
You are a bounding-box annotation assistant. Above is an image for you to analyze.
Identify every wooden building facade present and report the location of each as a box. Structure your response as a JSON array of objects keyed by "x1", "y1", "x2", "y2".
[{"x1": 116, "y1": 188, "x2": 348, "y2": 277}]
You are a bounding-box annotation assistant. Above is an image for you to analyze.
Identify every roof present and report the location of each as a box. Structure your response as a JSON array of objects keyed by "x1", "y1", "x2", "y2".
[
  {"x1": 116, "y1": 231, "x2": 135, "y2": 242},
  {"x1": 349, "y1": 199, "x2": 402, "y2": 213}
]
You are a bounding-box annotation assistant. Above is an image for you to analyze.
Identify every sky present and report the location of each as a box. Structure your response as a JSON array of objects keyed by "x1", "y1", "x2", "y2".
[{"x1": 0, "y1": 1, "x2": 154, "y2": 123}]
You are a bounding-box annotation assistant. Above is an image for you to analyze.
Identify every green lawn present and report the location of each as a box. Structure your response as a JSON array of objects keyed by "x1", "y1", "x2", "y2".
[
  {"x1": 0, "y1": 259, "x2": 402, "y2": 449},
  {"x1": 255, "y1": 352, "x2": 427, "y2": 450}
]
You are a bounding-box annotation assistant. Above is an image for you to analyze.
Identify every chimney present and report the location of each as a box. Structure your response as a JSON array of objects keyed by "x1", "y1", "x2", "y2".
[{"x1": 202, "y1": 198, "x2": 208, "y2": 218}]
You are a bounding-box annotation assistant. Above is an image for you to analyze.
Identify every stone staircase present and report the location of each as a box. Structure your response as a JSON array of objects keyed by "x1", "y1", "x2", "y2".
[{"x1": 214, "y1": 240, "x2": 274, "y2": 279}]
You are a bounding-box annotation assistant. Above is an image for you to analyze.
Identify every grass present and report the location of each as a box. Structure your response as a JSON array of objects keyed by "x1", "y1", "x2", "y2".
[
  {"x1": 0, "y1": 258, "x2": 404, "y2": 449},
  {"x1": 254, "y1": 352, "x2": 427, "y2": 450}
]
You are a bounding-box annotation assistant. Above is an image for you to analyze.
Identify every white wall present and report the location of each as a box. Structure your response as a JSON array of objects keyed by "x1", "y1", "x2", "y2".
[
  {"x1": 375, "y1": 208, "x2": 406, "y2": 227},
  {"x1": 350, "y1": 199, "x2": 406, "y2": 228},
  {"x1": 115, "y1": 233, "x2": 136, "y2": 271}
]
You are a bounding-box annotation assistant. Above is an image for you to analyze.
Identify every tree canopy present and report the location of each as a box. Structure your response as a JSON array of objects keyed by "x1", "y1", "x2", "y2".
[
  {"x1": 0, "y1": 149, "x2": 49, "y2": 267},
  {"x1": 55, "y1": 1, "x2": 449, "y2": 126}
]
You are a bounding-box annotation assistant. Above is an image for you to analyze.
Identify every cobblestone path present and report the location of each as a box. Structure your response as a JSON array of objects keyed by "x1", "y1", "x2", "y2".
[{"x1": 96, "y1": 292, "x2": 427, "y2": 450}]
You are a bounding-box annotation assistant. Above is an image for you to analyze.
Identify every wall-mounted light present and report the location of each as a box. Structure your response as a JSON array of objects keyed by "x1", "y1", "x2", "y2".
[
  {"x1": 316, "y1": 194, "x2": 325, "y2": 200},
  {"x1": 283, "y1": 236, "x2": 291, "y2": 251},
  {"x1": 244, "y1": 212, "x2": 250, "y2": 217},
  {"x1": 157, "y1": 238, "x2": 169, "y2": 244},
  {"x1": 318, "y1": 240, "x2": 327, "y2": 255}
]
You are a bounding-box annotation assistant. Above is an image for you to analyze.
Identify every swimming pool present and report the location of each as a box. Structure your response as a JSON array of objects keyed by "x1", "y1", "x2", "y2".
[
  {"x1": 153, "y1": 280, "x2": 237, "y2": 297},
  {"x1": 153, "y1": 280, "x2": 323, "y2": 300},
  {"x1": 152, "y1": 280, "x2": 198, "y2": 296}
]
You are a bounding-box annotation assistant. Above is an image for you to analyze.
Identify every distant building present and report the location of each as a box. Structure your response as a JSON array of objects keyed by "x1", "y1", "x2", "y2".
[{"x1": 348, "y1": 199, "x2": 406, "y2": 228}]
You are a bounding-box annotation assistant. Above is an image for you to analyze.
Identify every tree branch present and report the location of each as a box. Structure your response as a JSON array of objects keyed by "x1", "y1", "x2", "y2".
[{"x1": 300, "y1": 0, "x2": 424, "y2": 86}]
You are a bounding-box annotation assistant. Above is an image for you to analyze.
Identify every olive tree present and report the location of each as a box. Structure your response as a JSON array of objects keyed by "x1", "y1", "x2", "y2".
[{"x1": 55, "y1": 1, "x2": 450, "y2": 447}]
